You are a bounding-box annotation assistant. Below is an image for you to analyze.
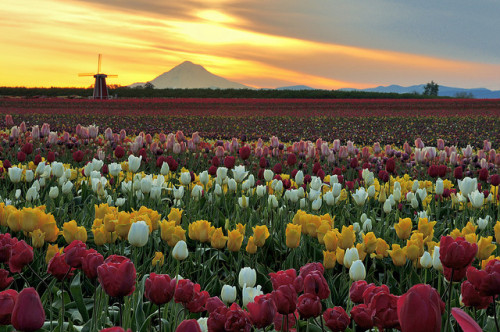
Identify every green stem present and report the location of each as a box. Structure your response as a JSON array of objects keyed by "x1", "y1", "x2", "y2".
[{"x1": 444, "y1": 269, "x2": 454, "y2": 332}]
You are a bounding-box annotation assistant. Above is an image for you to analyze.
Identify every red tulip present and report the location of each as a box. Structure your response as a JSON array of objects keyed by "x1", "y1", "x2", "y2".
[
  {"x1": 444, "y1": 266, "x2": 468, "y2": 282},
  {"x1": 114, "y1": 146, "x2": 125, "y2": 159},
  {"x1": 8, "y1": 240, "x2": 33, "y2": 273},
  {"x1": 461, "y1": 280, "x2": 492, "y2": 309},
  {"x1": 174, "y1": 279, "x2": 195, "y2": 304},
  {"x1": 369, "y1": 292, "x2": 399, "y2": 330},
  {"x1": 206, "y1": 296, "x2": 225, "y2": 314},
  {"x1": 0, "y1": 269, "x2": 13, "y2": 291},
  {"x1": 73, "y1": 150, "x2": 84, "y2": 163},
  {"x1": 16, "y1": 151, "x2": 26, "y2": 162},
  {"x1": 294, "y1": 262, "x2": 324, "y2": 292},
  {"x1": 466, "y1": 259, "x2": 500, "y2": 296},
  {"x1": 11, "y1": 287, "x2": 45, "y2": 332},
  {"x1": 478, "y1": 168, "x2": 488, "y2": 182},
  {"x1": 303, "y1": 270, "x2": 330, "y2": 300},
  {"x1": 273, "y1": 163, "x2": 282, "y2": 174},
  {"x1": 297, "y1": 293, "x2": 322, "y2": 319},
  {"x1": 224, "y1": 303, "x2": 251, "y2": 332},
  {"x1": 247, "y1": 294, "x2": 276, "y2": 328},
  {"x1": 47, "y1": 151, "x2": 55, "y2": 162},
  {"x1": 64, "y1": 240, "x2": 87, "y2": 268},
  {"x1": 47, "y1": 253, "x2": 74, "y2": 281},
  {"x1": 273, "y1": 311, "x2": 297, "y2": 332},
  {"x1": 490, "y1": 174, "x2": 500, "y2": 186},
  {"x1": 350, "y1": 280, "x2": 373, "y2": 304},
  {"x1": 272, "y1": 284, "x2": 297, "y2": 315},
  {"x1": 451, "y1": 308, "x2": 482, "y2": 332},
  {"x1": 350, "y1": 304, "x2": 374, "y2": 330},
  {"x1": 0, "y1": 233, "x2": 17, "y2": 263},
  {"x1": 323, "y1": 307, "x2": 350, "y2": 332},
  {"x1": 397, "y1": 284, "x2": 444, "y2": 332},
  {"x1": 454, "y1": 167, "x2": 463, "y2": 179},
  {"x1": 386, "y1": 157, "x2": 395, "y2": 173},
  {"x1": 0, "y1": 289, "x2": 18, "y2": 325},
  {"x1": 176, "y1": 319, "x2": 202, "y2": 332},
  {"x1": 269, "y1": 269, "x2": 296, "y2": 291},
  {"x1": 287, "y1": 153, "x2": 297, "y2": 166},
  {"x1": 21, "y1": 143, "x2": 33, "y2": 155},
  {"x1": 97, "y1": 255, "x2": 136, "y2": 298},
  {"x1": 439, "y1": 236, "x2": 477, "y2": 270},
  {"x1": 207, "y1": 305, "x2": 229, "y2": 332},
  {"x1": 362, "y1": 284, "x2": 389, "y2": 306},
  {"x1": 145, "y1": 273, "x2": 175, "y2": 305},
  {"x1": 184, "y1": 284, "x2": 209, "y2": 313},
  {"x1": 239, "y1": 146, "x2": 250, "y2": 160},
  {"x1": 224, "y1": 156, "x2": 235, "y2": 169},
  {"x1": 82, "y1": 249, "x2": 104, "y2": 280}
]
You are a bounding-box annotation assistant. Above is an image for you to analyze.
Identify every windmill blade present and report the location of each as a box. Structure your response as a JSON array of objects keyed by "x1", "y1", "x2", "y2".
[
  {"x1": 78, "y1": 73, "x2": 95, "y2": 76},
  {"x1": 97, "y1": 54, "x2": 102, "y2": 74},
  {"x1": 107, "y1": 75, "x2": 118, "y2": 78}
]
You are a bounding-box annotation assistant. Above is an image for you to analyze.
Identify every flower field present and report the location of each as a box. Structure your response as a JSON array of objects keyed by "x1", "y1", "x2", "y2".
[{"x1": 0, "y1": 99, "x2": 499, "y2": 332}]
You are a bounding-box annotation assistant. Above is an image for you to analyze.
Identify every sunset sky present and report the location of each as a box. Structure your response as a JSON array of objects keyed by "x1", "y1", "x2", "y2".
[{"x1": 2, "y1": 0, "x2": 500, "y2": 89}]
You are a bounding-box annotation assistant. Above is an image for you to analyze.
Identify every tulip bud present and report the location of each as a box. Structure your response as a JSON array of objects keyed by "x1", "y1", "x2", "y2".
[
  {"x1": 268, "y1": 195, "x2": 279, "y2": 208},
  {"x1": 228, "y1": 179, "x2": 237, "y2": 192},
  {"x1": 173, "y1": 186, "x2": 185, "y2": 199},
  {"x1": 383, "y1": 199, "x2": 392, "y2": 213},
  {"x1": 221, "y1": 285, "x2": 237, "y2": 304},
  {"x1": 180, "y1": 172, "x2": 191, "y2": 186},
  {"x1": 49, "y1": 186, "x2": 59, "y2": 199},
  {"x1": 128, "y1": 155, "x2": 142, "y2": 173},
  {"x1": 128, "y1": 220, "x2": 149, "y2": 247},
  {"x1": 115, "y1": 198, "x2": 126, "y2": 207},
  {"x1": 199, "y1": 171, "x2": 209, "y2": 186},
  {"x1": 349, "y1": 260, "x2": 366, "y2": 281},
  {"x1": 172, "y1": 240, "x2": 189, "y2": 260},
  {"x1": 263, "y1": 169, "x2": 274, "y2": 182},
  {"x1": 295, "y1": 170, "x2": 304, "y2": 186},
  {"x1": 420, "y1": 251, "x2": 432, "y2": 268},
  {"x1": 160, "y1": 162, "x2": 170, "y2": 175},
  {"x1": 8, "y1": 167, "x2": 22, "y2": 183},
  {"x1": 344, "y1": 248, "x2": 359, "y2": 268},
  {"x1": 311, "y1": 198, "x2": 322, "y2": 211},
  {"x1": 256, "y1": 185, "x2": 267, "y2": 197},
  {"x1": 214, "y1": 184, "x2": 223, "y2": 196},
  {"x1": 362, "y1": 219, "x2": 372, "y2": 232},
  {"x1": 367, "y1": 185, "x2": 375, "y2": 198},
  {"x1": 216, "y1": 167, "x2": 228, "y2": 180},
  {"x1": 432, "y1": 246, "x2": 443, "y2": 271},
  {"x1": 238, "y1": 267, "x2": 256, "y2": 288},
  {"x1": 477, "y1": 217, "x2": 489, "y2": 230},
  {"x1": 435, "y1": 178, "x2": 444, "y2": 196},
  {"x1": 25, "y1": 170, "x2": 34, "y2": 182}
]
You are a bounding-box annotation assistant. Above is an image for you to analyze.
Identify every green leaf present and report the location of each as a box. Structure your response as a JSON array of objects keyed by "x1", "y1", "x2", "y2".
[
  {"x1": 134, "y1": 274, "x2": 148, "y2": 329},
  {"x1": 70, "y1": 272, "x2": 90, "y2": 322}
]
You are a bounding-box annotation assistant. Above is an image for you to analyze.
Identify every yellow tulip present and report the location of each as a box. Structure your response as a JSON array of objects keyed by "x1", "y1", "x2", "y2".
[
  {"x1": 305, "y1": 215, "x2": 322, "y2": 237},
  {"x1": 395, "y1": 218, "x2": 412, "y2": 240},
  {"x1": 323, "y1": 250, "x2": 336, "y2": 269},
  {"x1": 45, "y1": 244, "x2": 62, "y2": 264},
  {"x1": 211, "y1": 228, "x2": 228, "y2": 249},
  {"x1": 476, "y1": 236, "x2": 496, "y2": 260},
  {"x1": 138, "y1": 206, "x2": 161, "y2": 231},
  {"x1": 389, "y1": 244, "x2": 407, "y2": 266},
  {"x1": 323, "y1": 230, "x2": 339, "y2": 252},
  {"x1": 103, "y1": 213, "x2": 118, "y2": 233},
  {"x1": 285, "y1": 223, "x2": 301, "y2": 249},
  {"x1": 316, "y1": 221, "x2": 332, "y2": 244},
  {"x1": 7, "y1": 209, "x2": 22, "y2": 232},
  {"x1": 93, "y1": 227, "x2": 107, "y2": 246},
  {"x1": 152, "y1": 252, "x2": 165, "y2": 267},
  {"x1": 95, "y1": 203, "x2": 112, "y2": 220},
  {"x1": 115, "y1": 211, "x2": 132, "y2": 239},
  {"x1": 160, "y1": 220, "x2": 176, "y2": 242},
  {"x1": 31, "y1": 229, "x2": 45, "y2": 248},
  {"x1": 406, "y1": 233, "x2": 424, "y2": 261},
  {"x1": 168, "y1": 208, "x2": 183, "y2": 225},
  {"x1": 417, "y1": 218, "x2": 436, "y2": 242},
  {"x1": 362, "y1": 232, "x2": 378, "y2": 254},
  {"x1": 37, "y1": 213, "x2": 59, "y2": 242},
  {"x1": 227, "y1": 229, "x2": 244, "y2": 252},
  {"x1": 335, "y1": 247, "x2": 345, "y2": 266},
  {"x1": 189, "y1": 220, "x2": 214, "y2": 243},
  {"x1": 338, "y1": 225, "x2": 355, "y2": 249},
  {"x1": 356, "y1": 243, "x2": 367, "y2": 261},
  {"x1": 253, "y1": 225, "x2": 270, "y2": 247},
  {"x1": 462, "y1": 221, "x2": 477, "y2": 236},
  {"x1": 374, "y1": 238, "x2": 390, "y2": 259},
  {"x1": 481, "y1": 255, "x2": 500, "y2": 270},
  {"x1": 236, "y1": 223, "x2": 246, "y2": 235},
  {"x1": 449, "y1": 228, "x2": 462, "y2": 239},
  {"x1": 21, "y1": 207, "x2": 39, "y2": 233},
  {"x1": 494, "y1": 221, "x2": 500, "y2": 243},
  {"x1": 168, "y1": 226, "x2": 186, "y2": 247},
  {"x1": 246, "y1": 236, "x2": 257, "y2": 254}
]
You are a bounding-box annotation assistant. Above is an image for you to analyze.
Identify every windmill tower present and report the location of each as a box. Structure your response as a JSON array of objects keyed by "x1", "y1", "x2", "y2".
[{"x1": 79, "y1": 54, "x2": 117, "y2": 99}]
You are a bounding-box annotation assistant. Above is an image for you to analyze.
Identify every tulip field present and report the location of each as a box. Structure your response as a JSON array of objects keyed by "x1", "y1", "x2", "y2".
[{"x1": 0, "y1": 98, "x2": 499, "y2": 332}]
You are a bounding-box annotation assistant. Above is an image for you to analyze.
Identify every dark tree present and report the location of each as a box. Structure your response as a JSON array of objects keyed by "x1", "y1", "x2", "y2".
[{"x1": 423, "y1": 81, "x2": 439, "y2": 96}]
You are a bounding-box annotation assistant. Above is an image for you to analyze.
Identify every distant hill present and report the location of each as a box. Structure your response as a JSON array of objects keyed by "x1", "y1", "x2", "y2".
[
  {"x1": 341, "y1": 84, "x2": 500, "y2": 98},
  {"x1": 276, "y1": 85, "x2": 315, "y2": 90},
  {"x1": 130, "y1": 61, "x2": 252, "y2": 89}
]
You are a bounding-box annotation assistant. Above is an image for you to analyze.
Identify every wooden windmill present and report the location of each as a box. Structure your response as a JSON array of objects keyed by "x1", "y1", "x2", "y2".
[{"x1": 79, "y1": 54, "x2": 117, "y2": 99}]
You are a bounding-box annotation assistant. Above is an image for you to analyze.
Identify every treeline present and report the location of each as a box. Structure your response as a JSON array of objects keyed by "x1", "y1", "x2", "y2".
[{"x1": 0, "y1": 86, "x2": 448, "y2": 99}]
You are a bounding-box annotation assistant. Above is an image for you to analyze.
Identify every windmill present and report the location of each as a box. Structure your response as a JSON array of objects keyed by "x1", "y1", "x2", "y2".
[{"x1": 79, "y1": 54, "x2": 117, "y2": 99}]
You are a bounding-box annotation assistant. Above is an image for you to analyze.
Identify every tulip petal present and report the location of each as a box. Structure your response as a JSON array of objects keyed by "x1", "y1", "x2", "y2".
[{"x1": 451, "y1": 308, "x2": 482, "y2": 332}]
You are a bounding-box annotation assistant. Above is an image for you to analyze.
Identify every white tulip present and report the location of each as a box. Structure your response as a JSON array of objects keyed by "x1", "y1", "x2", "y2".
[
  {"x1": 242, "y1": 285, "x2": 263, "y2": 307},
  {"x1": 295, "y1": 170, "x2": 304, "y2": 186},
  {"x1": 268, "y1": 195, "x2": 279, "y2": 208},
  {"x1": 287, "y1": 189, "x2": 299, "y2": 203},
  {"x1": 199, "y1": 171, "x2": 209, "y2": 186},
  {"x1": 51, "y1": 162, "x2": 65, "y2": 178},
  {"x1": 393, "y1": 188, "x2": 402, "y2": 202},
  {"x1": 221, "y1": 285, "x2": 237, "y2": 304},
  {"x1": 160, "y1": 162, "x2": 170, "y2": 175},
  {"x1": 477, "y1": 216, "x2": 491, "y2": 230},
  {"x1": 435, "y1": 178, "x2": 444, "y2": 196},
  {"x1": 349, "y1": 260, "x2": 366, "y2": 281},
  {"x1": 121, "y1": 181, "x2": 132, "y2": 193},
  {"x1": 150, "y1": 186, "x2": 162, "y2": 200},
  {"x1": 172, "y1": 240, "x2": 189, "y2": 260},
  {"x1": 310, "y1": 177, "x2": 322, "y2": 191},
  {"x1": 420, "y1": 251, "x2": 432, "y2": 268},
  {"x1": 311, "y1": 198, "x2": 322, "y2": 210},
  {"x1": 92, "y1": 158, "x2": 104, "y2": 171},
  {"x1": 273, "y1": 180, "x2": 283, "y2": 193},
  {"x1": 353, "y1": 222, "x2": 361, "y2": 233},
  {"x1": 214, "y1": 184, "x2": 223, "y2": 196},
  {"x1": 300, "y1": 197, "x2": 306, "y2": 209},
  {"x1": 383, "y1": 199, "x2": 392, "y2": 213},
  {"x1": 141, "y1": 175, "x2": 153, "y2": 194},
  {"x1": 432, "y1": 247, "x2": 443, "y2": 271},
  {"x1": 128, "y1": 221, "x2": 149, "y2": 247},
  {"x1": 238, "y1": 267, "x2": 256, "y2": 288},
  {"x1": 332, "y1": 183, "x2": 342, "y2": 197},
  {"x1": 49, "y1": 186, "x2": 59, "y2": 199},
  {"x1": 323, "y1": 191, "x2": 335, "y2": 206},
  {"x1": 458, "y1": 177, "x2": 477, "y2": 197},
  {"x1": 468, "y1": 190, "x2": 484, "y2": 208},
  {"x1": 297, "y1": 186, "x2": 305, "y2": 198},
  {"x1": 83, "y1": 163, "x2": 93, "y2": 177},
  {"x1": 411, "y1": 180, "x2": 419, "y2": 193},
  {"x1": 216, "y1": 167, "x2": 228, "y2": 180},
  {"x1": 256, "y1": 185, "x2": 267, "y2": 197},
  {"x1": 15, "y1": 189, "x2": 21, "y2": 199},
  {"x1": 232, "y1": 165, "x2": 248, "y2": 183},
  {"x1": 416, "y1": 188, "x2": 427, "y2": 202},
  {"x1": 191, "y1": 185, "x2": 203, "y2": 200},
  {"x1": 330, "y1": 174, "x2": 339, "y2": 186},
  {"x1": 238, "y1": 196, "x2": 249, "y2": 208},
  {"x1": 246, "y1": 174, "x2": 255, "y2": 188},
  {"x1": 173, "y1": 186, "x2": 185, "y2": 199},
  {"x1": 367, "y1": 185, "x2": 376, "y2": 198},
  {"x1": 352, "y1": 188, "x2": 368, "y2": 206},
  {"x1": 344, "y1": 248, "x2": 360, "y2": 268},
  {"x1": 228, "y1": 179, "x2": 237, "y2": 192},
  {"x1": 363, "y1": 219, "x2": 372, "y2": 232},
  {"x1": 263, "y1": 169, "x2": 274, "y2": 182},
  {"x1": 26, "y1": 186, "x2": 39, "y2": 202},
  {"x1": 362, "y1": 169, "x2": 374, "y2": 186},
  {"x1": 180, "y1": 172, "x2": 192, "y2": 186},
  {"x1": 108, "y1": 163, "x2": 122, "y2": 177},
  {"x1": 35, "y1": 162, "x2": 45, "y2": 176},
  {"x1": 115, "y1": 198, "x2": 126, "y2": 207},
  {"x1": 308, "y1": 189, "x2": 321, "y2": 201},
  {"x1": 197, "y1": 318, "x2": 208, "y2": 332},
  {"x1": 8, "y1": 167, "x2": 22, "y2": 183},
  {"x1": 127, "y1": 155, "x2": 142, "y2": 173},
  {"x1": 25, "y1": 170, "x2": 34, "y2": 182}
]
